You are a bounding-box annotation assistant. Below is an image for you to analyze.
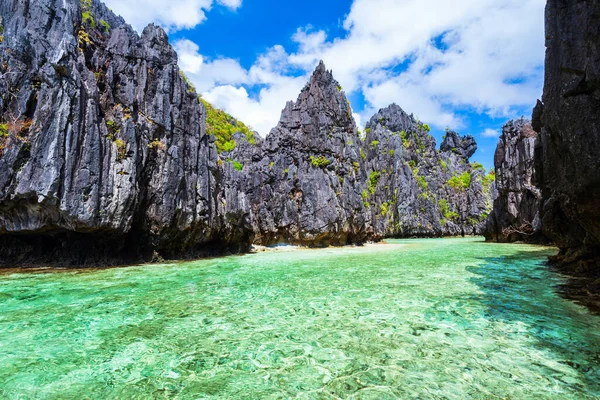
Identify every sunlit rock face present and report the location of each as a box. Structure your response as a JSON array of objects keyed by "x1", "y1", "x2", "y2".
[
  {"x1": 241, "y1": 62, "x2": 374, "y2": 247},
  {"x1": 363, "y1": 104, "x2": 493, "y2": 238},
  {"x1": 0, "y1": 0, "x2": 495, "y2": 266},
  {"x1": 0, "y1": 0, "x2": 253, "y2": 266},
  {"x1": 484, "y1": 118, "x2": 546, "y2": 243}
]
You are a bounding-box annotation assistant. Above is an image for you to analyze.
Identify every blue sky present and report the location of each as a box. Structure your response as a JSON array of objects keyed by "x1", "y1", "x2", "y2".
[{"x1": 103, "y1": 0, "x2": 546, "y2": 170}]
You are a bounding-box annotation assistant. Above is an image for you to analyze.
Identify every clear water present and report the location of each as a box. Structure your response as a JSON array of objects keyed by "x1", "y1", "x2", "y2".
[{"x1": 1, "y1": 238, "x2": 599, "y2": 399}]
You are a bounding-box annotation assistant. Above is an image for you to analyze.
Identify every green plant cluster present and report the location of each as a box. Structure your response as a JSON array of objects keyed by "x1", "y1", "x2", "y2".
[
  {"x1": 439, "y1": 199, "x2": 460, "y2": 221},
  {"x1": 148, "y1": 139, "x2": 165, "y2": 151},
  {"x1": 370, "y1": 140, "x2": 379, "y2": 149},
  {"x1": 400, "y1": 130, "x2": 410, "y2": 149},
  {"x1": 416, "y1": 175, "x2": 428, "y2": 191},
  {"x1": 439, "y1": 159, "x2": 448, "y2": 171},
  {"x1": 179, "y1": 70, "x2": 196, "y2": 94},
  {"x1": 200, "y1": 98, "x2": 256, "y2": 153},
  {"x1": 381, "y1": 202, "x2": 389, "y2": 217},
  {"x1": 100, "y1": 19, "x2": 110, "y2": 33},
  {"x1": 80, "y1": 0, "x2": 96, "y2": 28},
  {"x1": 310, "y1": 155, "x2": 331, "y2": 168},
  {"x1": 472, "y1": 162, "x2": 485, "y2": 171},
  {"x1": 368, "y1": 171, "x2": 381, "y2": 195},
  {"x1": 447, "y1": 171, "x2": 471, "y2": 190},
  {"x1": 482, "y1": 170, "x2": 496, "y2": 191},
  {"x1": 115, "y1": 139, "x2": 127, "y2": 161},
  {"x1": 0, "y1": 123, "x2": 8, "y2": 138}
]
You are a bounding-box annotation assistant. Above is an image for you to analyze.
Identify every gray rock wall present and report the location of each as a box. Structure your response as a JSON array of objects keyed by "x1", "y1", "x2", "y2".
[
  {"x1": 0, "y1": 0, "x2": 252, "y2": 266},
  {"x1": 363, "y1": 104, "x2": 493, "y2": 238},
  {"x1": 241, "y1": 62, "x2": 373, "y2": 246},
  {"x1": 533, "y1": 0, "x2": 600, "y2": 270},
  {"x1": 0, "y1": 0, "x2": 494, "y2": 266},
  {"x1": 484, "y1": 118, "x2": 545, "y2": 243}
]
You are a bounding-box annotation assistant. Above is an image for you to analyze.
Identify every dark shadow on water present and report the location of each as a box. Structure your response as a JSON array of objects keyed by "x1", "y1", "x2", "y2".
[{"x1": 467, "y1": 250, "x2": 600, "y2": 393}]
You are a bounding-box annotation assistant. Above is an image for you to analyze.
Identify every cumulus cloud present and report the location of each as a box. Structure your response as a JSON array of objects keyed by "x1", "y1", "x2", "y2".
[
  {"x1": 175, "y1": 0, "x2": 545, "y2": 137},
  {"x1": 103, "y1": 0, "x2": 241, "y2": 32},
  {"x1": 173, "y1": 40, "x2": 248, "y2": 92},
  {"x1": 482, "y1": 128, "x2": 501, "y2": 138}
]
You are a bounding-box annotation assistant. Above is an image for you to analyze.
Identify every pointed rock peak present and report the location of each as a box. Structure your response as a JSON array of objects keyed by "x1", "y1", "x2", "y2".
[
  {"x1": 271, "y1": 60, "x2": 356, "y2": 139},
  {"x1": 366, "y1": 103, "x2": 416, "y2": 133},
  {"x1": 316, "y1": 60, "x2": 327, "y2": 73},
  {"x1": 307, "y1": 60, "x2": 338, "y2": 92},
  {"x1": 284, "y1": 61, "x2": 351, "y2": 116}
]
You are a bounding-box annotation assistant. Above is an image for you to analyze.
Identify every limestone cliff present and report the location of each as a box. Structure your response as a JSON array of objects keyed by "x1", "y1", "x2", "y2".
[
  {"x1": 238, "y1": 62, "x2": 373, "y2": 246},
  {"x1": 0, "y1": 0, "x2": 494, "y2": 266},
  {"x1": 0, "y1": 0, "x2": 252, "y2": 266},
  {"x1": 533, "y1": 0, "x2": 600, "y2": 284},
  {"x1": 484, "y1": 118, "x2": 545, "y2": 243},
  {"x1": 363, "y1": 104, "x2": 493, "y2": 238}
]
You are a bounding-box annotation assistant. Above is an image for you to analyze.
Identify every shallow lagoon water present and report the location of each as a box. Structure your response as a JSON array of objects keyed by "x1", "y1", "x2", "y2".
[{"x1": 0, "y1": 238, "x2": 599, "y2": 399}]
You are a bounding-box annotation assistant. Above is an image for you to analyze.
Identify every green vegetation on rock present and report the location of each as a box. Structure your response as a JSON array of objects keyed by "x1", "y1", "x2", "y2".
[
  {"x1": 310, "y1": 155, "x2": 331, "y2": 168},
  {"x1": 439, "y1": 159, "x2": 448, "y2": 171},
  {"x1": 368, "y1": 171, "x2": 381, "y2": 195},
  {"x1": 99, "y1": 19, "x2": 110, "y2": 33},
  {"x1": 483, "y1": 170, "x2": 496, "y2": 191},
  {"x1": 472, "y1": 162, "x2": 485, "y2": 171},
  {"x1": 447, "y1": 171, "x2": 471, "y2": 191},
  {"x1": 179, "y1": 70, "x2": 196, "y2": 93},
  {"x1": 200, "y1": 98, "x2": 256, "y2": 153},
  {"x1": 381, "y1": 202, "x2": 389, "y2": 217},
  {"x1": 416, "y1": 175, "x2": 428, "y2": 191}
]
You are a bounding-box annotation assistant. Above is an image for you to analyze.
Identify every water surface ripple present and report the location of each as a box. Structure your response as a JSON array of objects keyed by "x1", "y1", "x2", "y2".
[{"x1": 1, "y1": 238, "x2": 599, "y2": 399}]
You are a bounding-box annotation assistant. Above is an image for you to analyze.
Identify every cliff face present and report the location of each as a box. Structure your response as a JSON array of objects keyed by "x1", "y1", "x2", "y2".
[
  {"x1": 0, "y1": 0, "x2": 252, "y2": 266},
  {"x1": 484, "y1": 118, "x2": 545, "y2": 243},
  {"x1": 363, "y1": 104, "x2": 493, "y2": 237},
  {"x1": 0, "y1": 0, "x2": 494, "y2": 266},
  {"x1": 533, "y1": 0, "x2": 600, "y2": 273},
  {"x1": 241, "y1": 62, "x2": 373, "y2": 246}
]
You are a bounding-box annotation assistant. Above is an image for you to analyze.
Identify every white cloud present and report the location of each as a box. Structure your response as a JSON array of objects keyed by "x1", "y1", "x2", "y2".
[
  {"x1": 103, "y1": 0, "x2": 241, "y2": 32},
  {"x1": 173, "y1": 40, "x2": 248, "y2": 92},
  {"x1": 174, "y1": 0, "x2": 545, "y2": 137},
  {"x1": 216, "y1": 0, "x2": 242, "y2": 9},
  {"x1": 482, "y1": 128, "x2": 500, "y2": 138}
]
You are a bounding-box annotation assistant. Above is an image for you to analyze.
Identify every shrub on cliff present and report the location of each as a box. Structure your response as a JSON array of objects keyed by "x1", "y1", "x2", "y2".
[{"x1": 200, "y1": 98, "x2": 255, "y2": 153}]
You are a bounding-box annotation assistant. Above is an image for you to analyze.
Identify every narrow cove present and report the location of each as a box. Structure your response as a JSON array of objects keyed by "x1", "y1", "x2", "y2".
[{"x1": 1, "y1": 238, "x2": 598, "y2": 398}]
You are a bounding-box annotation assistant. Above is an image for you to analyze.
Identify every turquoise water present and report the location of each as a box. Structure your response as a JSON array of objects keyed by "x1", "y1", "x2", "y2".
[{"x1": 0, "y1": 238, "x2": 599, "y2": 399}]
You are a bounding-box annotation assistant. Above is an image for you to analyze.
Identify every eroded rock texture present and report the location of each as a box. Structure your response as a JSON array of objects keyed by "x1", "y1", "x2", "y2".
[
  {"x1": 241, "y1": 62, "x2": 373, "y2": 246},
  {"x1": 534, "y1": 0, "x2": 600, "y2": 274},
  {"x1": 0, "y1": 0, "x2": 495, "y2": 266},
  {"x1": 0, "y1": 0, "x2": 252, "y2": 266},
  {"x1": 363, "y1": 104, "x2": 493, "y2": 237},
  {"x1": 484, "y1": 119, "x2": 545, "y2": 243}
]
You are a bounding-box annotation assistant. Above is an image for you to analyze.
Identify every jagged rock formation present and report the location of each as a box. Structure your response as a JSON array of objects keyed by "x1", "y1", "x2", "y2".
[
  {"x1": 533, "y1": 0, "x2": 600, "y2": 275},
  {"x1": 0, "y1": 0, "x2": 494, "y2": 266},
  {"x1": 239, "y1": 62, "x2": 373, "y2": 246},
  {"x1": 0, "y1": 0, "x2": 252, "y2": 266},
  {"x1": 484, "y1": 118, "x2": 545, "y2": 243},
  {"x1": 363, "y1": 104, "x2": 493, "y2": 237}
]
